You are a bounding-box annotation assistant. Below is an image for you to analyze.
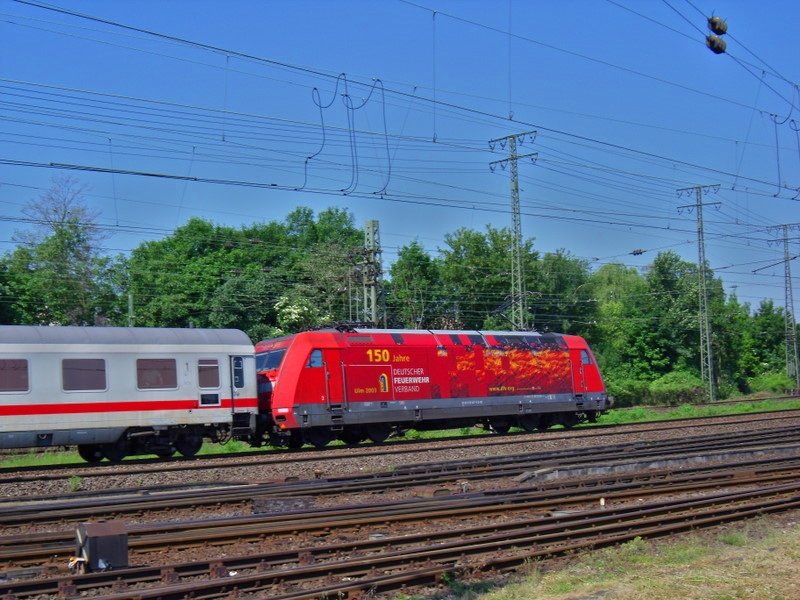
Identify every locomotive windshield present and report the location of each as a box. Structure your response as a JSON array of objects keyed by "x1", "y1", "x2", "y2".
[{"x1": 256, "y1": 348, "x2": 286, "y2": 371}]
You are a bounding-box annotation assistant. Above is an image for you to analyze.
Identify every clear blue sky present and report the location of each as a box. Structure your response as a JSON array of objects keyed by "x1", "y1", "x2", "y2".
[{"x1": 1, "y1": 0, "x2": 798, "y2": 312}]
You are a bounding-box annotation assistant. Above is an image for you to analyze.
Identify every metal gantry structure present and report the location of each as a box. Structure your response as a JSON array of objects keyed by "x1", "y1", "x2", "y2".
[
  {"x1": 362, "y1": 220, "x2": 384, "y2": 327},
  {"x1": 677, "y1": 185, "x2": 720, "y2": 402},
  {"x1": 489, "y1": 130, "x2": 537, "y2": 331}
]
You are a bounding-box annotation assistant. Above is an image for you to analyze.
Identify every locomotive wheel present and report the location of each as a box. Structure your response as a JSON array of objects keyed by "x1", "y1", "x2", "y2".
[
  {"x1": 559, "y1": 413, "x2": 580, "y2": 429},
  {"x1": 489, "y1": 420, "x2": 511, "y2": 435},
  {"x1": 77, "y1": 444, "x2": 104, "y2": 464},
  {"x1": 287, "y1": 431, "x2": 304, "y2": 450},
  {"x1": 537, "y1": 415, "x2": 553, "y2": 431},
  {"x1": 338, "y1": 429, "x2": 365, "y2": 446},
  {"x1": 517, "y1": 414, "x2": 541, "y2": 433},
  {"x1": 175, "y1": 435, "x2": 203, "y2": 458},
  {"x1": 365, "y1": 424, "x2": 391, "y2": 444},
  {"x1": 305, "y1": 428, "x2": 335, "y2": 450},
  {"x1": 155, "y1": 448, "x2": 176, "y2": 458}
]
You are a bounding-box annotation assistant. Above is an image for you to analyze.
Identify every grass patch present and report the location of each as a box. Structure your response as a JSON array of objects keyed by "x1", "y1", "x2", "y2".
[
  {"x1": 0, "y1": 449, "x2": 85, "y2": 468},
  {"x1": 478, "y1": 518, "x2": 800, "y2": 600},
  {"x1": 67, "y1": 475, "x2": 82, "y2": 492},
  {"x1": 597, "y1": 397, "x2": 800, "y2": 427}
]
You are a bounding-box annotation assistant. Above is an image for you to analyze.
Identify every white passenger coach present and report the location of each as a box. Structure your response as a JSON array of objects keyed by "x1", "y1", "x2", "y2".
[{"x1": 0, "y1": 326, "x2": 258, "y2": 462}]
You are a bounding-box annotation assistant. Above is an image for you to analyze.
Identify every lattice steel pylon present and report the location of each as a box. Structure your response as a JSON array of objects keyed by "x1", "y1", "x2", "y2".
[
  {"x1": 489, "y1": 131, "x2": 537, "y2": 331},
  {"x1": 781, "y1": 225, "x2": 799, "y2": 386},
  {"x1": 678, "y1": 185, "x2": 719, "y2": 402},
  {"x1": 362, "y1": 220, "x2": 385, "y2": 327}
]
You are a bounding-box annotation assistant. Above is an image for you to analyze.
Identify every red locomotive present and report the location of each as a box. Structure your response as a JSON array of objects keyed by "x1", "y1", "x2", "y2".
[{"x1": 255, "y1": 328, "x2": 607, "y2": 448}]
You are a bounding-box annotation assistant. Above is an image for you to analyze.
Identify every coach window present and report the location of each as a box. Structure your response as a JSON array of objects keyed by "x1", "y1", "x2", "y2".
[
  {"x1": 0, "y1": 359, "x2": 29, "y2": 392},
  {"x1": 198, "y1": 359, "x2": 220, "y2": 388},
  {"x1": 306, "y1": 349, "x2": 323, "y2": 368},
  {"x1": 136, "y1": 359, "x2": 178, "y2": 390},
  {"x1": 63, "y1": 359, "x2": 106, "y2": 391},
  {"x1": 581, "y1": 350, "x2": 593, "y2": 365}
]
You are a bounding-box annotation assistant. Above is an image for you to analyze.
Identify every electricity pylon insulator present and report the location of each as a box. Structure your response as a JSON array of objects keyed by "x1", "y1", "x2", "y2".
[
  {"x1": 707, "y1": 16, "x2": 728, "y2": 35},
  {"x1": 706, "y1": 35, "x2": 727, "y2": 54}
]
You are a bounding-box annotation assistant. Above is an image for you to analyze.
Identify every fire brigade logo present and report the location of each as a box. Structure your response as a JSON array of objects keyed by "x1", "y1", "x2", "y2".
[{"x1": 378, "y1": 373, "x2": 389, "y2": 393}]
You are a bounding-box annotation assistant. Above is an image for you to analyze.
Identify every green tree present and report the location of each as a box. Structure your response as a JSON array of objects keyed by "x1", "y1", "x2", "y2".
[
  {"x1": 531, "y1": 249, "x2": 595, "y2": 335},
  {"x1": 386, "y1": 241, "x2": 442, "y2": 328},
  {"x1": 439, "y1": 225, "x2": 537, "y2": 329},
  {"x1": 3, "y1": 176, "x2": 119, "y2": 325}
]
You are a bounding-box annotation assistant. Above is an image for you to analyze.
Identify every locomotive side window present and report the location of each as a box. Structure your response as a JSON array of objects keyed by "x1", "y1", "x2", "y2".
[
  {"x1": 63, "y1": 359, "x2": 106, "y2": 391},
  {"x1": 467, "y1": 335, "x2": 485, "y2": 346},
  {"x1": 136, "y1": 359, "x2": 177, "y2": 390},
  {"x1": 198, "y1": 359, "x2": 220, "y2": 388},
  {"x1": 581, "y1": 350, "x2": 593, "y2": 365},
  {"x1": 306, "y1": 349, "x2": 323, "y2": 368},
  {"x1": 0, "y1": 359, "x2": 28, "y2": 392}
]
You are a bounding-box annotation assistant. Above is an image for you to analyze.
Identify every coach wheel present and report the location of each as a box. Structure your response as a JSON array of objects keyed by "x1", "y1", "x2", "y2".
[
  {"x1": 77, "y1": 444, "x2": 104, "y2": 464},
  {"x1": 490, "y1": 419, "x2": 511, "y2": 435},
  {"x1": 175, "y1": 433, "x2": 203, "y2": 458},
  {"x1": 517, "y1": 414, "x2": 541, "y2": 433},
  {"x1": 366, "y1": 424, "x2": 392, "y2": 444},
  {"x1": 102, "y1": 438, "x2": 128, "y2": 463},
  {"x1": 305, "y1": 428, "x2": 335, "y2": 450},
  {"x1": 339, "y1": 429, "x2": 365, "y2": 446}
]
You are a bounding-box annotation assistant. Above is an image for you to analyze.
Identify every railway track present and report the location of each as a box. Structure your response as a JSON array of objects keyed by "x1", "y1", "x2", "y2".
[
  {"x1": 1, "y1": 468, "x2": 798, "y2": 599},
  {"x1": 1, "y1": 408, "x2": 799, "y2": 487},
  {"x1": 2, "y1": 428, "x2": 800, "y2": 569},
  {"x1": 2, "y1": 423, "x2": 800, "y2": 528}
]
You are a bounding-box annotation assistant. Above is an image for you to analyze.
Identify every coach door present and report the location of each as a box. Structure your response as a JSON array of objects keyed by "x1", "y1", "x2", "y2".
[{"x1": 227, "y1": 355, "x2": 246, "y2": 409}]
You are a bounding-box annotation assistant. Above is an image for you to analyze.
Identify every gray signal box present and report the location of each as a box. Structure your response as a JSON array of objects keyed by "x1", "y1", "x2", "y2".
[{"x1": 76, "y1": 521, "x2": 129, "y2": 571}]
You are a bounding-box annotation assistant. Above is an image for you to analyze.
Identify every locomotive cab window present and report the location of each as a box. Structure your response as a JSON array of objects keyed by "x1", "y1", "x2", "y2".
[
  {"x1": 0, "y1": 359, "x2": 29, "y2": 392},
  {"x1": 63, "y1": 359, "x2": 106, "y2": 391},
  {"x1": 136, "y1": 359, "x2": 177, "y2": 390},
  {"x1": 256, "y1": 349, "x2": 286, "y2": 371},
  {"x1": 580, "y1": 350, "x2": 593, "y2": 365},
  {"x1": 306, "y1": 349, "x2": 323, "y2": 368},
  {"x1": 198, "y1": 359, "x2": 220, "y2": 388}
]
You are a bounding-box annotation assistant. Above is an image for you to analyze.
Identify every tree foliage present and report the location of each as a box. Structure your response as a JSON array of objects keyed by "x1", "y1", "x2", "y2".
[{"x1": 1, "y1": 188, "x2": 792, "y2": 402}]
